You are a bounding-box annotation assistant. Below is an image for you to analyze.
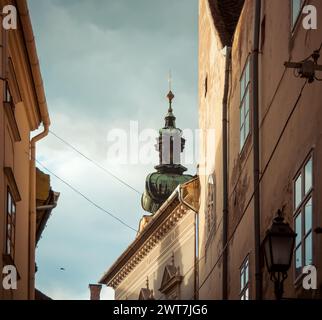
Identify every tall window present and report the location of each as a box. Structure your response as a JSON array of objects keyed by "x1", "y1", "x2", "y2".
[
  {"x1": 240, "y1": 59, "x2": 250, "y2": 151},
  {"x1": 6, "y1": 189, "x2": 16, "y2": 259},
  {"x1": 240, "y1": 257, "x2": 249, "y2": 300},
  {"x1": 291, "y1": 0, "x2": 304, "y2": 28},
  {"x1": 206, "y1": 175, "x2": 215, "y2": 234},
  {"x1": 294, "y1": 155, "x2": 313, "y2": 279}
]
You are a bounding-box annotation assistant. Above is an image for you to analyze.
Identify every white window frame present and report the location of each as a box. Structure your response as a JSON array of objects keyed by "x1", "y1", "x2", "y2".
[
  {"x1": 240, "y1": 257, "x2": 250, "y2": 300},
  {"x1": 6, "y1": 188, "x2": 16, "y2": 259},
  {"x1": 293, "y1": 153, "x2": 313, "y2": 281},
  {"x1": 240, "y1": 58, "x2": 250, "y2": 151},
  {"x1": 206, "y1": 174, "x2": 215, "y2": 235},
  {"x1": 291, "y1": 0, "x2": 305, "y2": 30}
]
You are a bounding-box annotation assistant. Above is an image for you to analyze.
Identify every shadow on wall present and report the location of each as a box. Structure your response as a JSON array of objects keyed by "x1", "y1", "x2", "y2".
[{"x1": 198, "y1": 126, "x2": 224, "y2": 299}]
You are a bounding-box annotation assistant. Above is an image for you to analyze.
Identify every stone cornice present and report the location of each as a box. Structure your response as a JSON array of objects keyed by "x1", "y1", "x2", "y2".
[{"x1": 99, "y1": 192, "x2": 190, "y2": 288}]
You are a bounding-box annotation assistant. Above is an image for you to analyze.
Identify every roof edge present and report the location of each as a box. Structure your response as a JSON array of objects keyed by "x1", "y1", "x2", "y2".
[
  {"x1": 99, "y1": 177, "x2": 199, "y2": 286},
  {"x1": 16, "y1": 0, "x2": 50, "y2": 127}
]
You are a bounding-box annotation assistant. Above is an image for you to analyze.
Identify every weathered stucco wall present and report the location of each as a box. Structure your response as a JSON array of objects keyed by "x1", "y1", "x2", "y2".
[
  {"x1": 0, "y1": 0, "x2": 43, "y2": 300},
  {"x1": 198, "y1": 0, "x2": 226, "y2": 300},
  {"x1": 199, "y1": 0, "x2": 322, "y2": 299},
  {"x1": 114, "y1": 209, "x2": 195, "y2": 300}
]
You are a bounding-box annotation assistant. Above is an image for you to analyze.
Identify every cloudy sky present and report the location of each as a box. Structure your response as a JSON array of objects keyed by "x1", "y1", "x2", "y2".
[{"x1": 28, "y1": 0, "x2": 198, "y2": 300}]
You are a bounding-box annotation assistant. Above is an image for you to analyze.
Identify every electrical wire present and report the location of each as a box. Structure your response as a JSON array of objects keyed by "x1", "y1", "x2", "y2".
[
  {"x1": 318, "y1": 41, "x2": 322, "y2": 53},
  {"x1": 34, "y1": 156, "x2": 138, "y2": 233},
  {"x1": 197, "y1": 79, "x2": 308, "y2": 291},
  {"x1": 49, "y1": 130, "x2": 141, "y2": 195}
]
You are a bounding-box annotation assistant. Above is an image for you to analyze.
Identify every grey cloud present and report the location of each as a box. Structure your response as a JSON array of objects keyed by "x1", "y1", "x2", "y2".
[{"x1": 29, "y1": 0, "x2": 198, "y2": 299}]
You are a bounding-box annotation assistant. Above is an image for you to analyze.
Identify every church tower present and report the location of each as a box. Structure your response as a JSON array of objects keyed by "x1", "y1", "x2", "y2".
[{"x1": 141, "y1": 88, "x2": 193, "y2": 214}]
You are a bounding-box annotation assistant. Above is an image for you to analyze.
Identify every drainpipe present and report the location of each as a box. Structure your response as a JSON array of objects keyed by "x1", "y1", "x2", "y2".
[
  {"x1": 16, "y1": 0, "x2": 51, "y2": 300},
  {"x1": 178, "y1": 184, "x2": 199, "y2": 300},
  {"x1": 29, "y1": 126, "x2": 49, "y2": 299},
  {"x1": 222, "y1": 46, "x2": 231, "y2": 300},
  {"x1": 253, "y1": 0, "x2": 262, "y2": 300}
]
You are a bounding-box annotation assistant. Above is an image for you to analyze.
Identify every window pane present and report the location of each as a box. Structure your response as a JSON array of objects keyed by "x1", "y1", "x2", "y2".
[
  {"x1": 295, "y1": 246, "x2": 302, "y2": 276},
  {"x1": 240, "y1": 270, "x2": 245, "y2": 290},
  {"x1": 304, "y1": 158, "x2": 312, "y2": 194},
  {"x1": 245, "y1": 61, "x2": 250, "y2": 85},
  {"x1": 240, "y1": 104, "x2": 246, "y2": 150},
  {"x1": 12, "y1": 203, "x2": 16, "y2": 215},
  {"x1": 240, "y1": 124, "x2": 245, "y2": 150},
  {"x1": 295, "y1": 213, "x2": 302, "y2": 246},
  {"x1": 295, "y1": 174, "x2": 302, "y2": 208},
  {"x1": 241, "y1": 77, "x2": 245, "y2": 100},
  {"x1": 245, "y1": 265, "x2": 249, "y2": 285},
  {"x1": 240, "y1": 103, "x2": 245, "y2": 126},
  {"x1": 245, "y1": 288, "x2": 249, "y2": 300},
  {"x1": 292, "y1": 0, "x2": 302, "y2": 27},
  {"x1": 245, "y1": 90, "x2": 249, "y2": 114},
  {"x1": 7, "y1": 239, "x2": 11, "y2": 255},
  {"x1": 245, "y1": 111, "x2": 250, "y2": 138},
  {"x1": 7, "y1": 223, "x2": 11, "y2": 237},
  {"x1": 305, "y1": 232, "x2": 312, "y2": 266},
  {"x1": 7, "y1": 192, "x2": 12, "y2": 214},
  {"x1": 304, "y1": 199, "x2": 312, "y2": 234}
]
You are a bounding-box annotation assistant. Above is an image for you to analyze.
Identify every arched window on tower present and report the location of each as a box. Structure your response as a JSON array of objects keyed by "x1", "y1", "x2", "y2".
[{"x1": 206, "y1": 174, "x2": 216, "y2": 235}]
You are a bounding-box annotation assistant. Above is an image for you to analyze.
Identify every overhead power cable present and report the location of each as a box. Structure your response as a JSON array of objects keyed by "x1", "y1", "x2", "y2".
[
  {"x1": 198, "y1": 79, "x2": 308, "y2": 291},
  {"x1": 35, "y1": 157, "x2": 138, "y2": 233},
  {"x1": 49, "y1": 130, "x2": 141, "y2": 195}
]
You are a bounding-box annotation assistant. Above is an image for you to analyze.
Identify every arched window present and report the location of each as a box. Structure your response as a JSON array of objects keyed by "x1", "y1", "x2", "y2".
[{"x1": 206, "y1": 174, "x2": 216, "y2": 234}]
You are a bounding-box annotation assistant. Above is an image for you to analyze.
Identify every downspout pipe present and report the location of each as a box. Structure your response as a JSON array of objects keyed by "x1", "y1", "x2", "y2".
[
  {"x1": 178, "y1": 184, "x2": 199, "y2": 300},
  {"x1": 253, "y1": 0, "x2": 262, "y2": 300},
  {"x1": 222, "y1": 46, "x2": 231, "y2": 300},
  {"x1": 17, "y1": 0, "x2": 51, "y2": 300},
  {"x1": 29, "y1": 126, "x2": 49, "y2": 300}
]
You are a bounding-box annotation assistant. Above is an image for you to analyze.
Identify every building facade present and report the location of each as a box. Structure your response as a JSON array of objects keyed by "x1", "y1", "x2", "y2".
[
  {"x1": 198, "y1": 0, "x2": 322, "y2": 300},
  {"x1": 99, "y1": 178, "x2": 199, "y2": 300},
  {"x1": 0, "y1": 0, "x2": 58, "y2": 300},
  {"x1": 98, "y1": 91, "x2": 199, "y2": 300}
]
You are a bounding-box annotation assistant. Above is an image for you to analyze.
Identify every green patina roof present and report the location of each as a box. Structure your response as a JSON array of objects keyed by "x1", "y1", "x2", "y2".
[{"x1": 141, "y1": 172, "x2": 193, "y2": 214}]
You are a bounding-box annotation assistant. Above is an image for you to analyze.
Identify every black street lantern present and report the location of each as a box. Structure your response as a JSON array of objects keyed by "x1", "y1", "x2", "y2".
[{"x1": 263, "y1": 210, "x2": 296, "y2": 300}]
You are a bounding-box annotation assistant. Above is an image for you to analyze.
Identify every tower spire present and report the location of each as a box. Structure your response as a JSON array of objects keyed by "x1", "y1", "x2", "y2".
[
  {"x1": 165, "y1": 71, "x2": 176, "y2": 128},
  {"x1": 167, "y1": 70, "x2": 174, "y2": 111},
  {"x1": 141, "y1": 72, "x2": 193, "y2": 215}
]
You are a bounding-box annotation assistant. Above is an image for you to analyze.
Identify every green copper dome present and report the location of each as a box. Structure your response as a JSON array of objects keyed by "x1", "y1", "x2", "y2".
[{"x1": 141, "y1": 89, "x2": 193, "y2": 214}]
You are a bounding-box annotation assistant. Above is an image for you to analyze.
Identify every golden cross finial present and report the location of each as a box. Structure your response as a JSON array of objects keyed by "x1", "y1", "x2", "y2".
[
  {"x1": 167, "y1": 70, "x2": 175, "y2": 106},
  {"x1": 168, "y1": 69, "x2": 172, "y2": 91}
]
